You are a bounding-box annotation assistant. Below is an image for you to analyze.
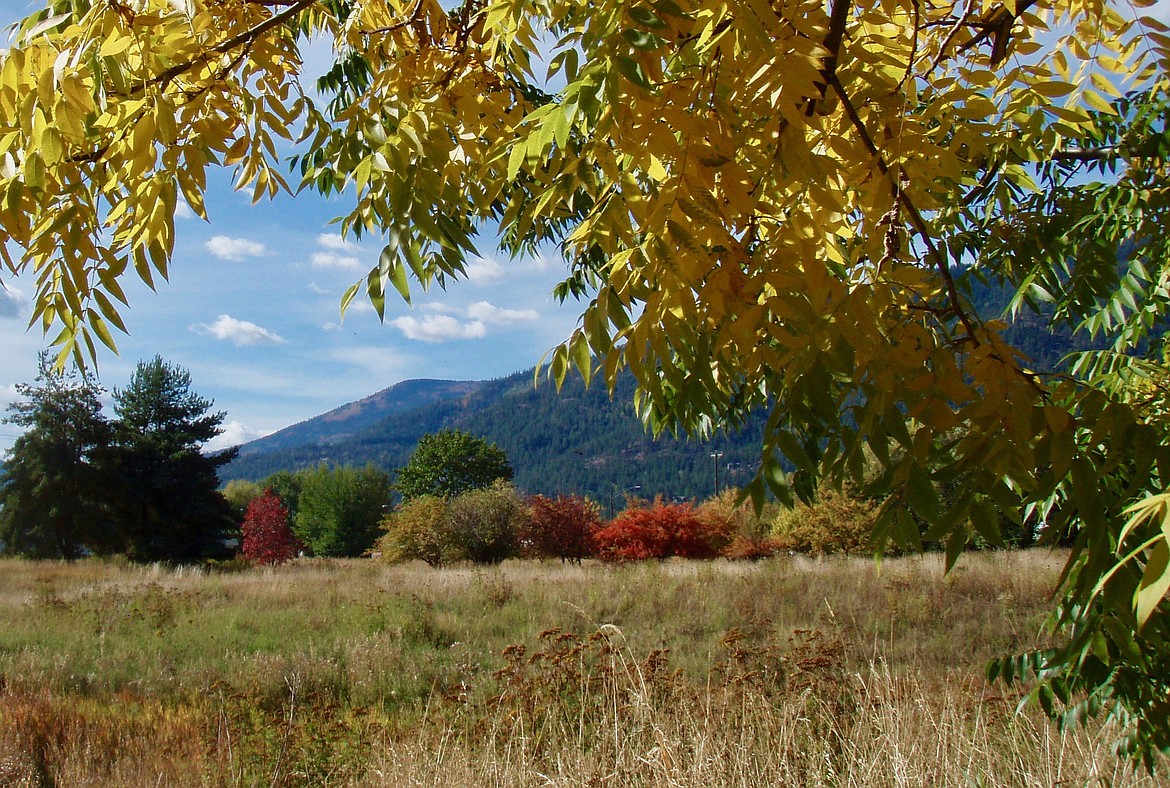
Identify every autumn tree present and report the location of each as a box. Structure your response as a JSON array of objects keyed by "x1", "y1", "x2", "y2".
[
  {"x1": 522, "y1": 494, "x2": 602, "y2": 563},
  {"x1": 395, "y1": 430, "x2": 513, "y2": 502},
  {"x1": 377, "y1": 494, "x2": 451, "y2": 566},
  {"x1": 443, "y1": 480, "x2": 527, "y2": 565},
  {"x1": 697, "y1": 488, "x2": 780, "y2": 560},
  {"x1": 594, "y1": 500, "x2": 721, "y2": 561},
  {"x1": 240, "y1": 490, "x2": 302, "y2": 565},
  {"x1": 3, "y1": 0, "x2": 1170, "y2": 759}
]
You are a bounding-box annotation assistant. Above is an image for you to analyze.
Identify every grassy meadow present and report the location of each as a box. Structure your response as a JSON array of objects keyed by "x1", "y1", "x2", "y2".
[{"x1": 0, "y1": 551, "x2": 1165, "y2": 786}]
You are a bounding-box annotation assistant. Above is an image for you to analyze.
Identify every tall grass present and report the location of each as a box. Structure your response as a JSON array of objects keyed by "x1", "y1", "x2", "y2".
[{"x1": 0, "y1": 551, "x2": 1163, "y2": 785}]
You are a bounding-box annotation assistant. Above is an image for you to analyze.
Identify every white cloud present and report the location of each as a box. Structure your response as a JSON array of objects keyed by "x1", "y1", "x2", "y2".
[
  {"x1": 311, "y1": 251, "x2": 363, "y2": 270},
  {"x1": 392, "y1": 314, "x2": 486, "y2": 342},
  {"x1": 204, "y1": 420, "x2": 269, "y2": 452},
  {"x1": 0, "y1": 382, "x2": 19, "y2": 405},
  {"x1": 317, "y1": 233, "x2": 360, "y2": 252},
  {"x1": 466, "y1": 300, "x2": 539, "y2": 324},
  {"x1": 195, "y1": 314, "x2": 286, "y2": 346},
  {"x1": 465, "y1": 256, "x2": 508, "y2": 284},
  {"x1": 174, "y1": 201, "x2": 195, "y2": 220},
  {"x1": 206, "y1": 235, "x2": 267, "y2": 261},
  {"x1": 525, "y1": 251, "x2": 558, "y2": 271},
  {"x1": 328, "y1": 346, "x2": 417, "y2": 382},
  {"x1": 0, "y1": 283, "x2": 26, "y2": 319}
]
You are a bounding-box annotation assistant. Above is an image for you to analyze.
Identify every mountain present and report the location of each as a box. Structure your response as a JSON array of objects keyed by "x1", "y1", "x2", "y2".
[
  {"x1": 236, "y1": 378, "x2": 486, "y2": 456},
  {"x1": 221, "y1": 368, "x2": 763, "y2": 501},
  {"x1": 221, "y1": 276, "x2": 1122, "y2": 500}
]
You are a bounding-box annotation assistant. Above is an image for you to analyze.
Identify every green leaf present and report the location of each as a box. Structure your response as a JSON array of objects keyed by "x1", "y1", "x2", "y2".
[
  {"x1": 570, "y1": 332, "x2": 593, "y2": 386},
  {"x1": 613, "y1": 55, "x2": 653, "y2": 90},
  {"x1": 622, "y1": 29, "x2": 664, "y2": 50},
  {"x1": 628, "y1": 5, "x2": 667, "y2": 28},
  {"x1": 905, "y1": 466, "x2": 941, "y2": 522},
  {"x1": 970, "y1": 498, "x2": 1003, "y2": 546},
  {"x1": 86, "y1": 310, "x2": 118, "y2": 353},
  {"x1": 340, "y1": 281, "x2": 361, "y2": 317}
]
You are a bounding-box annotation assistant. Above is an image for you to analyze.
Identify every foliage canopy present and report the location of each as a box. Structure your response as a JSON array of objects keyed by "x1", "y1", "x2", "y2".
[
  {"x1": 292, "y1": 463, "x2": 391, "y2": 556},
  {"x1": 2, "y1": 0, "x2": 1170, "y2": 761},
  {"x1": 0, "y1": 355, "x2": 113, "y2": 558},
  {"x1": 395, "y1": 429, "x2": 513, "y2": 501}
]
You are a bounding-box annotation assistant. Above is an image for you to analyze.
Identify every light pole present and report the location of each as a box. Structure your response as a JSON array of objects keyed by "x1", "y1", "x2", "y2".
[
  {"x1": 609, "y1": 484, "x2": 642, "y2": 519},
  {"x1": 711, "y1": 450, "x2": 724, "y2": 497}
]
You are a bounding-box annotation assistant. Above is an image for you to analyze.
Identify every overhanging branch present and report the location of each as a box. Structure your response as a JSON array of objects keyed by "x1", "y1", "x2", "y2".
[{"x1": 827, "y1": 72, "x2": 980, "y2": 345}]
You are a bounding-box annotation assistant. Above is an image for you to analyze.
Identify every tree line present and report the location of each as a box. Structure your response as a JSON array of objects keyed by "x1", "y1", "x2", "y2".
[
  {"x1": 0, "y1": 355, "x2": 237, "y2": 562},
  {"x1": 1, "y1": 358, "x2": 406, "y2": 563}
]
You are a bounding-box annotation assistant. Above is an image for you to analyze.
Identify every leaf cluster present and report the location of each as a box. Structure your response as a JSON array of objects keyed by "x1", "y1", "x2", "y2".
[{"x1": 4, "y1": 0, "x2": 1170, "y2": 762}]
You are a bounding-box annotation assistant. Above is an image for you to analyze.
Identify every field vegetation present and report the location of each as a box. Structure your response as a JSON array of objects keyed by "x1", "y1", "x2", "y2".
[{"x1": 0, "y1": 551, "x2": 1163, "y2": 786}]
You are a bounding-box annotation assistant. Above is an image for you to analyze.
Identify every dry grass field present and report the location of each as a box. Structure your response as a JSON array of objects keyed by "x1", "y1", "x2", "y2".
[{"x1": 0, "y1": 551, "x2": 1165, "y2": 786}]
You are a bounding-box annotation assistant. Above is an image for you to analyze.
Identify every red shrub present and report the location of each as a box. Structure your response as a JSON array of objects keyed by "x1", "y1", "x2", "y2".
[
  {"x1": 522, "y1": 494, "x2": 602, "y2": 563},
  {"x1": 594, "y1": 501, "x2": 720, "y2": 561},
  {"x1": 240, "y1": 490, "x2": 302, "y2": 566}
]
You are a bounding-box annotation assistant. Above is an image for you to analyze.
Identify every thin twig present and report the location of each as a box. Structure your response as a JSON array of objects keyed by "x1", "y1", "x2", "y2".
[
  {"x1": 894, "y1": 0, "x2": 921, "y2": 94},
  {"x1": 356, "y1": 0, "x2": 427, "y2": 36},
  {"x1": 924, "y1": 1, "x2": 975, "y2": 77}
]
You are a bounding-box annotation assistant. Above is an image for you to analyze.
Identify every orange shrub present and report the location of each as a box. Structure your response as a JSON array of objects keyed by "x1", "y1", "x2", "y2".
[{"x1": 594, "y1": 500, "x2": 721, "y2": 561}]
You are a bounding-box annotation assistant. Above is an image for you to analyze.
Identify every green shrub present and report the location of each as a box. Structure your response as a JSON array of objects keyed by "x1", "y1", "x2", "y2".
[
  {"x1": 443, "y1": 481, "x2": 527, "y2": 565},
  {"x1": 293, "y1": 464, "x2": 391, "y2": 557}
]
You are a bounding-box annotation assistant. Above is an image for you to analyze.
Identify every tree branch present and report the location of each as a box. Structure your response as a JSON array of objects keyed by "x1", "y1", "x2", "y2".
[
  {"x1": 827, "y1": 72, "x2": 980, "y2": 345},
  {"x1": 956, "y1": 0, "x2": 1040, "y2": 65},
  {"x1": 1051, "y1": 146, "x2": 1122, "y2": 163},
  {"x1": 144, "y1": 0, "x2": 319, "y2": 93},
  {"x1": 805, "y1": 0, "x2": 852, "y2": 116}
]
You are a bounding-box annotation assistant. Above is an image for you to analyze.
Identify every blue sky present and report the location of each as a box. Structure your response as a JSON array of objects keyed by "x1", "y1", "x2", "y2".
[{"x1": 0, "y1": 0, "x2": 585, "y2": 454}]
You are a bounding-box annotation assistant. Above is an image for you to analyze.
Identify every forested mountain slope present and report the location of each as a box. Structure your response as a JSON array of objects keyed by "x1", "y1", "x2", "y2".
[{"x1": 221, "y1": 368, "x2": 762, "y2": 501}]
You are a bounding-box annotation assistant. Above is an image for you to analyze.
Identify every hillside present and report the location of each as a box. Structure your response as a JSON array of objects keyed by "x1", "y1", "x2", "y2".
[
  {"x1": 235, "y1": 378, "x2": 486, "y2": 456},
  {"x1": 221, "y1": 367, "x2": 763, "y2": 501}
]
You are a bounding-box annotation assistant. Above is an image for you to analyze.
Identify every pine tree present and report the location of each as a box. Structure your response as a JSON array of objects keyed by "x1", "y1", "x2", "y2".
[
  {"x1": 106, "y1": 356, "x2": 237, "y2": 562},
  {"x1": 0, "y1": 355, "x2": 113, "y2": 558}
]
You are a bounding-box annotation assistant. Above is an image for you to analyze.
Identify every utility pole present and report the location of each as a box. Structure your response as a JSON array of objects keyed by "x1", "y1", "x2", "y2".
[{"x1": 711, "y1": 450, "x2": 724, "y2": 497}]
